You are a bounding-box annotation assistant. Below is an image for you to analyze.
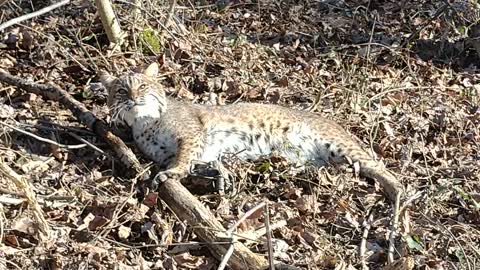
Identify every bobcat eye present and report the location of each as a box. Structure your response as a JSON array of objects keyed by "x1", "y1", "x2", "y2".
[
  {"x1": 138, "y1": 84, "x2": 147, "y2": 91},
  {"x1": 117, "y1": 88, "x2": 128, "y2": 95}
]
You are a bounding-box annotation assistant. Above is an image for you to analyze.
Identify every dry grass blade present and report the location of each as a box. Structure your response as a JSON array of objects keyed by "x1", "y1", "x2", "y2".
[{"x1": 0, "y1": 161, "x2": 51, "y2": 241}]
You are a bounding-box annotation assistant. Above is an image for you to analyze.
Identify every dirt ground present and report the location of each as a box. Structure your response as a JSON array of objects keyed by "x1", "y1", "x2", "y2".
[{"x1": 0, "y1": 0, "x2": 479, "y2": 269}]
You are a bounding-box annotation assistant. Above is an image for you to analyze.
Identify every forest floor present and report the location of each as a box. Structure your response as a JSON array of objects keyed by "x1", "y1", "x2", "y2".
[{"x1": 0, "y1": 0, "x2": 479, "y2": 269}]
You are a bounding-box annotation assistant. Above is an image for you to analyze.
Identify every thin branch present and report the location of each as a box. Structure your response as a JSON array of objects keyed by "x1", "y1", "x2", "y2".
[
  {"x1": 388, "y1": 193, "x2": 402, "y2": 264},
  {"x1": 227, "y1": 202, "x2": 266, "y2": 235},
  {"x1": 217, "y1": 241, "x2": 236, "y2": 270},
  {"x1": 0, "y1": 161, "x2": 51, "y2": 241},
  {"x1": 218, "y1": 201, "x2": 267, "y2": 270},
  {"x1": 163, "y1": 0, "x2": 177, "y2": 27},
  {"x1": 264, "y1": 202, "x2": 275, "y2": 270},
  {"x1": 1, "y1": 121, "x2": 88, "y2": 150},
  {"x1": 0, "y1": 0, "x2": 70, "y2": 32},
  {"x1": 67, "y1": 131, "x2": 105, "y2": 154},
  {"x1": 360, "y1": 211, "x2": 374, "y2": 270}
]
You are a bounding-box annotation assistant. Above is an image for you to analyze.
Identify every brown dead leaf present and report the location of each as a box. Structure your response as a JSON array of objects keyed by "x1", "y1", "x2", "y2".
[
  {"x1": 295, "y1": 195, "x2": 317, "y2": 213},
  {"x1": 88, "y1": 215, "x2": 109, "y2": 231},
  {"x1": 277, "y1": 76, "x2": 289, "y2": 87},
  {"x1": 143, "y1": 192, "x2": 158, "y2": 208},
  {"x1": 173, "y1": 253, "x2": 214, "y2": 270},
  {"x1": 74, "y1": 242, "x2": 109, "y2": 258},
  {"x1": 4, "y1": 234, "x2": 19, "y2": 247},
  {"x1": 12, "y1": 216, "x2": 36, "y2": 236},
  {"x1": 383, "y1": 256, "x2": 415, "y2": 270},
  {"x1": 301, "y1": 229, "x2": 321, "y2": 248}
]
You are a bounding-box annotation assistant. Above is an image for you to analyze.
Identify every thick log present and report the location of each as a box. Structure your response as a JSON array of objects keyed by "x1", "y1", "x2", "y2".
[{"x1": 158, "y1": 178, "x2": 268, "y2": 269}]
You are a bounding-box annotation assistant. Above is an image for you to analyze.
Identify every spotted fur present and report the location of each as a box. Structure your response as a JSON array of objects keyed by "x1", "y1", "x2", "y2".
[{"x1": 100, "y1": 63, "x2": 403, "y2": 201}]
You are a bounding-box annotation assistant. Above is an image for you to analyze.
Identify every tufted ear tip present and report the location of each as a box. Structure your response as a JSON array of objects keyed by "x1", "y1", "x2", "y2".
[
  {"x1": 98, "y1": 70, "x2": 116, "y2": 88},
  {"x1": 143, "y1": 62, "x2": 159, "y2": 77}
]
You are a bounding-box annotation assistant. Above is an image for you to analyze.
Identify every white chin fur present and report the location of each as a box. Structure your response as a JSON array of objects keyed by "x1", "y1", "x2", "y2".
[
  {"x1": 115, "y1": 95, "x2": 163, "y2": 127},
  {"x1": 134, "y1": 104, "x2": 161, "y2": 119},
  {"x1": 131, "y1": 95, "x2": 162, "y2": 124}
]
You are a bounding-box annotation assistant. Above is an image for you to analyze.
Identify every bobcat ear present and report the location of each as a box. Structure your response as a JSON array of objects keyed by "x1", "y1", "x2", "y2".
[
  {"x1": 143, "y1": 62, "x2": 159, "y2": 77},
  {"x1": 98, "y1": 70, "x2": 116, "y2": 89}
]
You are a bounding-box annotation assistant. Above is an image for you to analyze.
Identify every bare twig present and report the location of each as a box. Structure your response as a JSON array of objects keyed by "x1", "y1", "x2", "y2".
[
  {"x1": 227, "y1": 201, "x2": 266, "y2": 235},
  {"x1": 0, "y1": 195, "x2": 25, "y2": 205},
  {"x1": 388, "y1": 193, "x2": 402, "y2": 264},
  {"x1": 0, "y1": 0, "x2": 70, "y2": 32},
  {"x1": 67, "y1": 131, "x2": 105, "y2": 154},
  {"x1": 158, "y1": 179, "x2": 268, "y2": 269},
  {"x1": 62, "y1": 27, "x2": 99, "y2": 71},
  {"x1": 0, "y1": 161, "x2": 51, "y2": 241},
  {"x1": 217, "y1": 201, "x2": 268, "y2": 270},
  {"x1": 0, "y1": 204, "x2": 4, "y2": 245},
  {"x1": 264, "y1": 202, "x2": 275, "y2": 270},
  {"x1": 0, "y1": 121, "x2": 88, "y2": 150},
  {"x1": 163, "y1": 0, "x2": 177, "y2": 28},
  {"x1": 217, "y1": 240, "x2": 236, "y2": 270},
  {"x1": 0, "y1": 0, "x2": 10, "y2": 7},
  {"x1": 400, "y1": 3, "x2": 449, "y2": 47},
  {"x1": 360, "y1": 211, "x2": 374, "y2": 270},
  {"x1": 365, "y1": 13, "x2": 377, "y2": 65}
]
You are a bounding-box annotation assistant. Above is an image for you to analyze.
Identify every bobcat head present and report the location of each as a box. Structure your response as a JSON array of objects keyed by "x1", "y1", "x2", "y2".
[{"x1": 99, "y1": 63, "x2": 166, "y2": 127}]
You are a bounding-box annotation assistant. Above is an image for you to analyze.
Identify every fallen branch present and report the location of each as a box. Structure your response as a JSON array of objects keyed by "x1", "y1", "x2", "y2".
[
  {"x1": 0, "y1": 0, "x2": 70, "y2": 32},
  {"x1": 157, "y1": 179, "x2": 268, "y2": 269},
  {"x1": 94, "y1": 0, "x2": 124, "y2": 45},
  {"x1": 0, "y1": 69, "x2": 268, "y2": 270}
]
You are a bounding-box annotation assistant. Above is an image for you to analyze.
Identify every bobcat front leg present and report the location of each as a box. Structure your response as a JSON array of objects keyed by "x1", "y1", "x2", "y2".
[{"x1": 152, "y1": 134, "x2": 205, "y2": 189}]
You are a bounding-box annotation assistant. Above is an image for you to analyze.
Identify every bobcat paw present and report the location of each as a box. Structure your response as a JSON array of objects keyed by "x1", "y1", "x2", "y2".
[{"x1": 151, "y1": 170, "x2": 183, "y2": 190}]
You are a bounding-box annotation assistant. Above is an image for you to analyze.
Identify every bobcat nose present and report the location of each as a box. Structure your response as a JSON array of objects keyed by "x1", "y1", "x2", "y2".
[
  {"x1": 134, "y1": 96, "x2": 146, "y2": 105},
  {"x1": 128, "y1": 91, "x2": 145, "y2": 105},
  {"x1": 129, "y1": 91, "x2": 138, "y2": 100}
]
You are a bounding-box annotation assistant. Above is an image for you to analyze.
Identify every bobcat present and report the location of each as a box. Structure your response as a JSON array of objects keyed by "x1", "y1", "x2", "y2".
[{"x1": 99, "y1": 63, "x2": 403, "y2": 202}]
